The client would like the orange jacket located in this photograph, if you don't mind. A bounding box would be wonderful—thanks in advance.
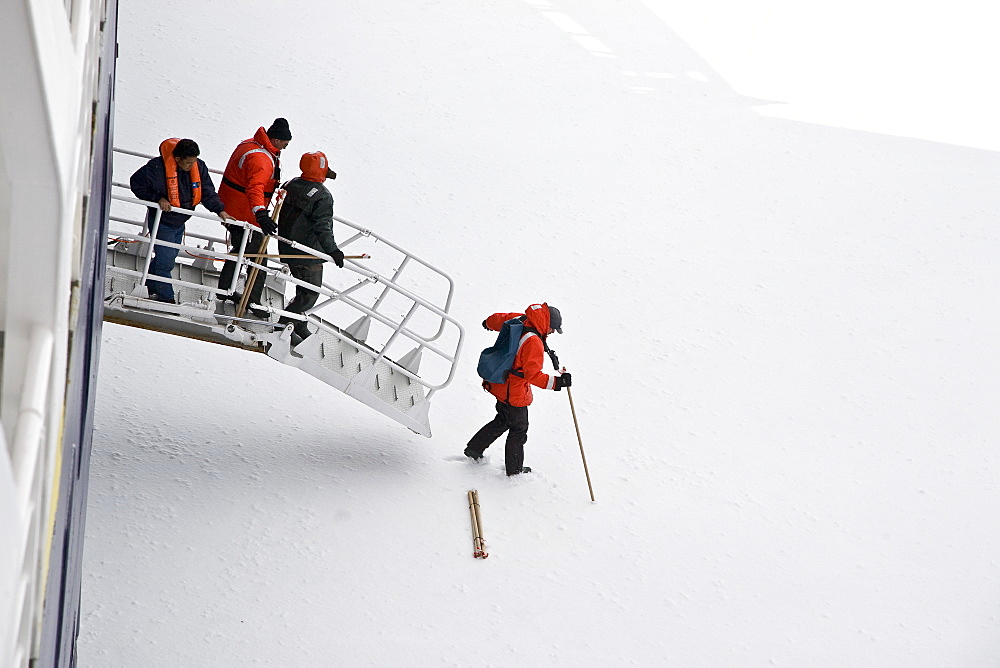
[218,127,282,224]
[483,304,556,407]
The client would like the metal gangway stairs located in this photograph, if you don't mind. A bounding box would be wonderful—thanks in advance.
[103,148,464,437]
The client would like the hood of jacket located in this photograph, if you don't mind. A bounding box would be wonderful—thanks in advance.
[523,303,552,336]
[253,126,280,155]
[299,151,330,183]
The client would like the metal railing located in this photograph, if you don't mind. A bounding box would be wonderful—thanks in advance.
[107,193,252,299]
[108,148,465,395]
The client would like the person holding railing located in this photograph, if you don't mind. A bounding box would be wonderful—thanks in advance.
[129,138,234,303]
[216,118,291,311]
[275,151,346,345]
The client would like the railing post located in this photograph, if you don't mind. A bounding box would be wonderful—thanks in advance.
[227,223,251,299]
[132,208,162,297]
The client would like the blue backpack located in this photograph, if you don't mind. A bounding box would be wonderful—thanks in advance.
[477,317,528,383]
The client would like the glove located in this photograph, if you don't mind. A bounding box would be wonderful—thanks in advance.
[554,373,572,390]
[331,248,345,268]
[482,319,490,329]
[255,209,277,236]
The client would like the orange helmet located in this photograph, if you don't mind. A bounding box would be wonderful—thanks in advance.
[299,151,336,182]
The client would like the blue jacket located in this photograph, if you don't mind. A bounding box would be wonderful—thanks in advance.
[129,156,225,228]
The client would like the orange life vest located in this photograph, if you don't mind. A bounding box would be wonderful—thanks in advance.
[159,138,202,208]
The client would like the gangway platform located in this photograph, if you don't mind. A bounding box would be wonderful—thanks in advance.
[103,148,464,436]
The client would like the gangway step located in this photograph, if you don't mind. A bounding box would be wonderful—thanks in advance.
[268,317,430,436]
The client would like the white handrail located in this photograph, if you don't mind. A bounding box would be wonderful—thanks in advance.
[113,146,225,176]
[112,147,456,316]
[109,148,465,397]
[112,147,457,327]
[109,193,254,298]
[237,254,464,391]
[334,214,457,337]
[268,291,458,392]
[107,201,463,363]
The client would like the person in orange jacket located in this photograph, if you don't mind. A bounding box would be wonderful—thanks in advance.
[216,118,291,309]
[464,303,571,476]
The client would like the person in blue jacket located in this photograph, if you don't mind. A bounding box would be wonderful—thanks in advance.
[129,138,233,303]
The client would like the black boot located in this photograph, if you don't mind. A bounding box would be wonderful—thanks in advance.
[294,323,312,342]
[246,305,269,319]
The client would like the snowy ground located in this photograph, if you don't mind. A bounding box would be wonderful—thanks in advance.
[639,0,1000,151]
[79,1,1000,665]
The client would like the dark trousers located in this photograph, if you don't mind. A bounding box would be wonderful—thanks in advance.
[277,263,324,339]
[466,401,529,475]
[219,223,266,305]
[146,222,184,300]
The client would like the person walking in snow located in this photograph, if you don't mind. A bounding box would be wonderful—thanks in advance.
[275,151,346,345]
[129,138,234,303]
[216,118,291,308]
[465,303,571,476]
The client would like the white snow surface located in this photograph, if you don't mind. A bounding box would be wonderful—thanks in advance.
[80,1,1000,665]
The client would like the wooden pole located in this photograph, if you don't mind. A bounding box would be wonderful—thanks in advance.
[472,489,484,540]
[235,234,270,319]
[235,194,286,319]
[567,387,595,502]
[467,490,487,558]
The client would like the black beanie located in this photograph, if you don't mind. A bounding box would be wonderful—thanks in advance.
[267,118,292,141]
